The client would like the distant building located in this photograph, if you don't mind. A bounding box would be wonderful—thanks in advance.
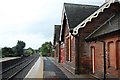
[53,25,61,62]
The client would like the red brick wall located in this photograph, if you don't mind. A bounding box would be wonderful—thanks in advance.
[89,34,120,77]
[104,35,120,77]
[64,26,76,68]
[61,17,76,72]
[77,11,113,73]
[117,41,120,69]
[65,37,69,61]
[87,5,120,77]
[71,36,76,65]
[56,43,59,57]
[89,42,104,73]
[77,3,120,74]
[64,23,69,61]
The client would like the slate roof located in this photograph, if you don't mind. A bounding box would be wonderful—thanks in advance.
[86,14,120,41]
[64,3,99,29]
[53,25,61,45]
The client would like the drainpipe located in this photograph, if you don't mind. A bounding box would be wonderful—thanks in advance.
[58,41,61,63]
[75,34,80,74]
[100,41,106,80]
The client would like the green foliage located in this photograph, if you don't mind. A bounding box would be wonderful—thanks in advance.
[23,47,36,57]
[2,47,15,57]
[12,46,17,55]
[24,49,32,56]
[16,40,26,56]
[1,40,38,58]
[1,40,26,57]
[39,41,53,57]
[28,47,34,54]
[0,48,2,58]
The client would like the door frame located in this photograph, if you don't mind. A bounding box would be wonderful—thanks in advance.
[91,46,95,74]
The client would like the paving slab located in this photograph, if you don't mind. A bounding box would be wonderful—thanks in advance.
[43,57,69,80]
[50,57,99,80]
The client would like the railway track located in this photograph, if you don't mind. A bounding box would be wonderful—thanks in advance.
[1,54,39,80]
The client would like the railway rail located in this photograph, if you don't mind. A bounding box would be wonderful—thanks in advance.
[1,53,39,80]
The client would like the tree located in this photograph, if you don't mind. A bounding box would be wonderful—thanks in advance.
[23,47,34,57]
[1,40,26,57]
[39,41,53,57]
[16,40,26,56]
[2,47,14,57]
[12,46,17,56]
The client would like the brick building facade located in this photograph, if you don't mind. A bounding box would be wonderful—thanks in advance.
[53,25,61,62]
[84,1,120,78]
[59,3,99,74]
[53,0,120,78]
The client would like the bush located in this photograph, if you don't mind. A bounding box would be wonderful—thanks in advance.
[39,41,53,57]
[23,50,31,57]
[23,48,34,57]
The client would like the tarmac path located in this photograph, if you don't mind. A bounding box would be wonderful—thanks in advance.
[43,57,69,80]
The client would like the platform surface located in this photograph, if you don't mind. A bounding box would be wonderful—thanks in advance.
[43,57,68,79]
[0,57,20,62]
[25,57,43,79]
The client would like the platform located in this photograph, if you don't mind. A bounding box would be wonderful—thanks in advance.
[43,57,68,79]
[0,57,20,62]
[25,57,43,79]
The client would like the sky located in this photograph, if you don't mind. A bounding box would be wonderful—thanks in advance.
[0,0,105,49]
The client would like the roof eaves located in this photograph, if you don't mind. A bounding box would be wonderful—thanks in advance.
[64,3,99,30]
[85,14,115,40]
[85,29,120,42]
[64,3,71,30]
[59,4,70,41]
[59,6,65,41]
[72,0,120,35]
[54,25,61,44]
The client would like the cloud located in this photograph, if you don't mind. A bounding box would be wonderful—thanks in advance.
[0,0,104,49]
[0,32,50,49]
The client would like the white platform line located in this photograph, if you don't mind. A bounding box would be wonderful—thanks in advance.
[24,57,43,78]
